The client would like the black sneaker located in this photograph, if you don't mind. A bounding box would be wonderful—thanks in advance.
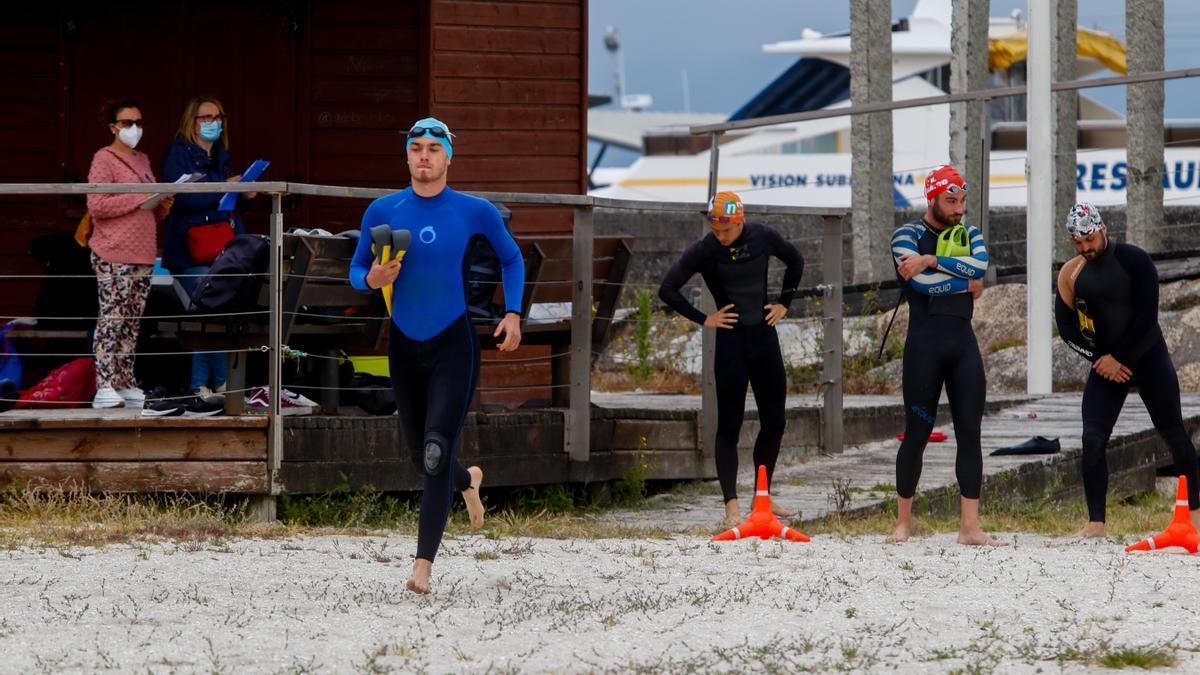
[183,396,224,417]
[141,389,187,417]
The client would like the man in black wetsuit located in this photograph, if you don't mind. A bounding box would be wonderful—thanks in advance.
[1055,202,1200,537]
[889,164,1003,546]
[659,191,804,525]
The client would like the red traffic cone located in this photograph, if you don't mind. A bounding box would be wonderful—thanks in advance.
[1125,475,1199,554]
[713,465,810,542]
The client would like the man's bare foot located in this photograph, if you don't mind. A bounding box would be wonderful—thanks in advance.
[957,529,1008,546]
[771,502,797,519]
[463,466,485,530]
[724,498,741,525]
[1073,521,1107,538]
[885,521,911,544]
[406,558,432,594]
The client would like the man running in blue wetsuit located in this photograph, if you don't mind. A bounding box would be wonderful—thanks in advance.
[1055,202,1200,538]
[349,117,524,594]
[889,164,1004,546]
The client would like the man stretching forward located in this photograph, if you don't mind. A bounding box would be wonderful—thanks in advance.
[1055,202,1200,537]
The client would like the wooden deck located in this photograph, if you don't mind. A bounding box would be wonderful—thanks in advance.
[1,394,1196,506]
[0,409,268,492]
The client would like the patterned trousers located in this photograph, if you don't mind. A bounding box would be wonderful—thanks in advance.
[91,252,151,390]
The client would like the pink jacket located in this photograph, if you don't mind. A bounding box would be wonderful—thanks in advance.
[86,147,169,265]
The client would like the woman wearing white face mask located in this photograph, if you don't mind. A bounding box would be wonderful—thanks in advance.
[85,100,174,409]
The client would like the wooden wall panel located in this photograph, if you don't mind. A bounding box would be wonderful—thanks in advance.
[429,0,586,237]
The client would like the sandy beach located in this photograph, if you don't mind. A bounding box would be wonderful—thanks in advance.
[3,530,1199,673]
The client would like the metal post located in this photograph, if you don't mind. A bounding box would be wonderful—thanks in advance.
[700,132,720,459]
[979,97,996,284]
[1026,0,1053,395]
[267,193,284,505]
[821,215,844,455]
[567,207,593,463]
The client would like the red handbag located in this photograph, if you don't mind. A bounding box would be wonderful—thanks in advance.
[187,221,235,265]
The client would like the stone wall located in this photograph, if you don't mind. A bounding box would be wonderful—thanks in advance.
[595,205,1200,311]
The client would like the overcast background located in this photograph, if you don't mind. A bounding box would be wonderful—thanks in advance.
[587,1,1200,165]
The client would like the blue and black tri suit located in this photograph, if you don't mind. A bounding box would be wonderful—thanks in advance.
[658,222,804,503]
[350,186,524,561]
[890,218,989,500]
[1055,241,1200,522]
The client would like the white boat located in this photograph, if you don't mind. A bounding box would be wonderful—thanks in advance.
[591,0,1200,208]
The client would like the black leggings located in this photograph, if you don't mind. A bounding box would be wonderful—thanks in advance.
[1080,340,1200,522]
[897,317,986,500]
[714,323,787,503]
[388,313,477,561]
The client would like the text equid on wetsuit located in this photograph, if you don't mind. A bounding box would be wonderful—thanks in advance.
[659,221,803,504]
[1056,241,1200,523]
[890,218,989,500]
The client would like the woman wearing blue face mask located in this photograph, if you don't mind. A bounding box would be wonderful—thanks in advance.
[154,96,253,414]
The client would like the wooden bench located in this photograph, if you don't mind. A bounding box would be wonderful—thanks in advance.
[158,233,386,415]
[484,235,634,406]
[159,231,634,413]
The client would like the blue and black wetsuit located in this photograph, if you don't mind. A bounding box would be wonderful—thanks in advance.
[350,186,524,561]
[659,222,804,503]
[1055,241,1199,522]
[890,218,989,500]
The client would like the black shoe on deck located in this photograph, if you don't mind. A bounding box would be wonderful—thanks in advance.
[183,396,224,417]
[141,389,187,417]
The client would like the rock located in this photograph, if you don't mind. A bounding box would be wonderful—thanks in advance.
[1177,362,1200,392]
[1159,278,1200,312]
[970,283,1029,354]
[984,342,1091,393]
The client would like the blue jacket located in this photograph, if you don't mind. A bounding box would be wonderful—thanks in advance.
[161,136,246,271]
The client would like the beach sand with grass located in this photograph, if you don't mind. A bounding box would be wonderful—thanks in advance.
[2,524,1198,673]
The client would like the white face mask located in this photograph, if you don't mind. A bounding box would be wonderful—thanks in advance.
[117,125,143,149]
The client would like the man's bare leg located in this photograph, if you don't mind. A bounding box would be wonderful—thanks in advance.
[1073,521,1107,538]
[1192,508,1200,531]
[771,500,797,519]
[957,496,1007,546]
[406,557,432,594]
[886,496,913,543]
[724,498,741,525]
[462,466,485,529]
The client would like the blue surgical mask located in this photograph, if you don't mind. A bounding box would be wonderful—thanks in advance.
[199,121,223,142]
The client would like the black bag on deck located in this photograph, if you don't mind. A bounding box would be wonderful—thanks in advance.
[188,234,270,315]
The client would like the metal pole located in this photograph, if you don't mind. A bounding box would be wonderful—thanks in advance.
[700,132,720,459]
[568,207,594,463]
[268,193,284,503]
[1026,0,1053,395]
[821,215,844,455]
[979,97,996,285]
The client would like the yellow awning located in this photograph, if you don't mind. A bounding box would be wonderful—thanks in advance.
[988,28,1126,74]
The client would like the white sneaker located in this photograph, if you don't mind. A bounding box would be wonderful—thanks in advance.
[93,387,124,409]
[117,388,146,407]
[282,389,319,408]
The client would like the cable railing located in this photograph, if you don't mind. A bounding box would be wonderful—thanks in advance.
[0,180,851,489]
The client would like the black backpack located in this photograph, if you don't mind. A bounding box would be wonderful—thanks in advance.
[188,234,270,315]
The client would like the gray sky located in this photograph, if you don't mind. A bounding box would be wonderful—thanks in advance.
[588,0,1200,119]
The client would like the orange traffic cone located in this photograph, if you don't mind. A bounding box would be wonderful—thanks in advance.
[1125,475,1199,554]
[713,465,810,542]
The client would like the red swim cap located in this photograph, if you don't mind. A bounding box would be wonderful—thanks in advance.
[924,164,968,201]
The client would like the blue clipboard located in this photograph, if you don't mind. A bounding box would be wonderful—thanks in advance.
[218,159,270,211]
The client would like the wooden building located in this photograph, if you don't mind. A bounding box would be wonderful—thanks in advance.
[1,0,588,402]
